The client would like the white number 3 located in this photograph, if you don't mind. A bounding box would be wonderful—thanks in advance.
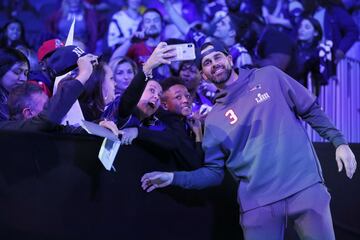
[225,109,238,125]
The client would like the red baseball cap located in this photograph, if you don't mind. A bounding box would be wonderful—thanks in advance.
[27,80,52,97]
[37,39,64,62]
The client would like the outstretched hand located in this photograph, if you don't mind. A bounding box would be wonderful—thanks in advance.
[99,119,120,136]
[119,127,138,145]
[141,171,174,192]
[335,144,357,178]
[143,42,176,76]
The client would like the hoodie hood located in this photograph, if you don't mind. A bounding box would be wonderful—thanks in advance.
[214,68,257,104]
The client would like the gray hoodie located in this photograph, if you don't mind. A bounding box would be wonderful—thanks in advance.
[173,66,346,212]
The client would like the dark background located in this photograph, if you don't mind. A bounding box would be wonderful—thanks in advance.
[0,130,358,240]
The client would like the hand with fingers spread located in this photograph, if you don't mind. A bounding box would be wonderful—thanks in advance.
[335,144,357,179]
[142,42,176,76]
[119,127,138,145]
[99,119,120,136]
[141,171,174,192]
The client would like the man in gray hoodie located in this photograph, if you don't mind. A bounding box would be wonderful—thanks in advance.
[140,40,357,240]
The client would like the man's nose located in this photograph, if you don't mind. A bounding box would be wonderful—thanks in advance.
[182,96,189,103]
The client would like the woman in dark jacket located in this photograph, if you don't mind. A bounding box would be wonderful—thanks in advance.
[295,16,327,96]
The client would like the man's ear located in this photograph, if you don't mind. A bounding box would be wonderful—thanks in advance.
[227,54,233,67]
[229,29,236,39]
[22,108,33,119]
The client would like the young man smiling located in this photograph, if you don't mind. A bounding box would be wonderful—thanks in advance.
[141,40,357,240]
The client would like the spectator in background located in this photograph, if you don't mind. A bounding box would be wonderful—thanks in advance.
[239,0,263,16]
[262,0,295,35]
[295,17,327,96]
[210,12,253,69]
[304,0,359,67]
[203,0,228,22]
[225,0,241,14]
[107,0,142,49]
[243,13,297,78]
[111,8,172,81]
[0,19,28,48]
[0,48,29,120]
[16,45,40,73]
[47,0,107,53]
[28,38,64,93]
[162,1,253,70]
[109,56,138,98]
[146,0,201,40]
[79,61,115,121]
[177,61,214,116]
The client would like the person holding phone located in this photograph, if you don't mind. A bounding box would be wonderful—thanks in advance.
[98,42,212,239]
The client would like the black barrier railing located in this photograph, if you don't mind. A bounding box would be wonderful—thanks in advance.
[0,131,358,240]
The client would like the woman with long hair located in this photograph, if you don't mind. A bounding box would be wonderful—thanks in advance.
[109,56,138,98]
[295,16,326,96]
[0,19,28,49]
[0,48,29,120]
[79,61,115,121]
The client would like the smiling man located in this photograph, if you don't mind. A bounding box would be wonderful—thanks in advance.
[141,40,357,240]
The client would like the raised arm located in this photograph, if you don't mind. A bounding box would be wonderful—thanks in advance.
[141,123,225,192]
[103,42,176,121]
[0,54,97,131]
[161,0,191,35]
[117,42,176,118]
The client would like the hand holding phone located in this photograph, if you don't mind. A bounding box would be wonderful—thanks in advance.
[170,43,196,62]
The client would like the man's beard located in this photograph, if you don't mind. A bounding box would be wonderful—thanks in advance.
[145,28,160,39]
[209,65,232,85]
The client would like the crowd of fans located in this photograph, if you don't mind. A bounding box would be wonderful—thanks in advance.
[0,0,359,125]
[0,1,358,238]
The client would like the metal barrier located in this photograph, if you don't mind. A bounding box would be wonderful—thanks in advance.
[307,57,360,143]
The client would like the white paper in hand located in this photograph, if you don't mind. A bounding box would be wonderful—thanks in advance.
[80,120,119,142]
[80,120,120,171]
[98,138,120,171]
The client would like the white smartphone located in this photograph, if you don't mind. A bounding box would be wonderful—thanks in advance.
[170,43,196,61]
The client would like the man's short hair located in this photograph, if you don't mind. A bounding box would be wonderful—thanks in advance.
[142,8,163,23]
[7,82,44,120]
[160,77,187,100]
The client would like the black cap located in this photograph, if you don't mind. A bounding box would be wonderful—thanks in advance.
[195,40,229,70]
[46,45,86,78]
